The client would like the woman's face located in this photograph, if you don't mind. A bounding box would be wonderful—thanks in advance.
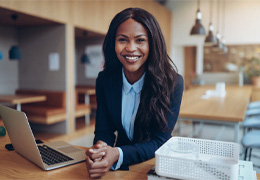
[115,18,149,84]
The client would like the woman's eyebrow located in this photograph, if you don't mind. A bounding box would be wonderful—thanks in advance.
[135,34,147,38]
[116,34,147,38]
[116,34,128,38]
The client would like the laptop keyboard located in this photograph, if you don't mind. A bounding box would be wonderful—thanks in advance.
[38,145,74,165]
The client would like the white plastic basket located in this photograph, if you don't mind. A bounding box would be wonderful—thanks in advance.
[155,137,239,180]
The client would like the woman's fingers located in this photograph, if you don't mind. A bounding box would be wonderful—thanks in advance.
[85,146,106,155]
[85,156,93,168]
[90,151,106,160]
[95,140,107,148]
[86,157,109,178]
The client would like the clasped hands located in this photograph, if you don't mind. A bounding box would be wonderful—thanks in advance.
[85,140,119,178]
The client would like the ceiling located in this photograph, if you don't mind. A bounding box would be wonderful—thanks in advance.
[0,7,59,27]
[0,7,105,39]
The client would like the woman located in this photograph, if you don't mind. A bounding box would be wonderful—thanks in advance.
[85,7,183,178]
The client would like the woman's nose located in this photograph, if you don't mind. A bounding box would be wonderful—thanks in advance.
[125,41,137,52]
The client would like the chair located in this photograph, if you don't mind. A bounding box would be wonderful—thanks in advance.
[247,101,260,109]
[242,103,260,135]
[241,130,260,168]
[241,102,260,164]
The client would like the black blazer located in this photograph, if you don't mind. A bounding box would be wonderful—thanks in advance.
[93,70,183,170]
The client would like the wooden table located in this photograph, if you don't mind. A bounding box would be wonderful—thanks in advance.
[76,85,95,125]
[0,131,154,179]
[0,118,259,180]
[0,135,260,180]
[0,95,46,111]
[179,85,253,143]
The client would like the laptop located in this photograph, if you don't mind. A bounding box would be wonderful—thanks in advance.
[0,104,86,170]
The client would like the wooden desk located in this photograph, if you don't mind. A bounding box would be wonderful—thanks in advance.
[0,132,154,179]
[76,85,96,125]
[0,95,46,111]
[0,117,259,180]
[179,85,253,143]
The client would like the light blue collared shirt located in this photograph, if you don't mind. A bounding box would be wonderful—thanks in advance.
[111,68,145,170]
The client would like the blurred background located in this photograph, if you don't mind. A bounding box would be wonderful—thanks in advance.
[0,0,260,174]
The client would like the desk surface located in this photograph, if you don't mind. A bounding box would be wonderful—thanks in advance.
[0,130,154,179]
[179,85,252,122]
[0,95,46,105]
[0,131,260,179]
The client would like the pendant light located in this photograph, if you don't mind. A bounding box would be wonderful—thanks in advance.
[220,0,228,54]
[190,0,206,35]
[9,46,21,60]
[212,0,223,51]
[205,0,217,45]
[81,54,90,64]
[9,14,21,60]
[80,31,90,64]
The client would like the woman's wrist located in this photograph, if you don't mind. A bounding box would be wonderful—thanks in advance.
[112,147,120,162]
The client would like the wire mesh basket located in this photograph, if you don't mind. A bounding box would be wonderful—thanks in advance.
[155,137,239,180]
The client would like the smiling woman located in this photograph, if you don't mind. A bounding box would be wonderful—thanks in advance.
[84,7,184,178]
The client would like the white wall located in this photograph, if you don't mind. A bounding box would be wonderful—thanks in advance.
[19,25,66,91]
[166,0,260,76]
[0,27,19,94]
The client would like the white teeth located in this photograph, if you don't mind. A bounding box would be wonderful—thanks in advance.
[125,56,139,60]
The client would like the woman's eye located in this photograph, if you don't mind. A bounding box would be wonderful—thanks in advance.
[137,39,145,42]
[118,38,127,42]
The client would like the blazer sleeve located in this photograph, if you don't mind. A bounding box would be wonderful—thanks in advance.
[119,75,184,168]
[93,71,116,146]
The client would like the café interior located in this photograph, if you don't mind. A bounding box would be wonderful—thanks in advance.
[0,0,260,179]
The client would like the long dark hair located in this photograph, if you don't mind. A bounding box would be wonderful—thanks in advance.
[103,7,179,142]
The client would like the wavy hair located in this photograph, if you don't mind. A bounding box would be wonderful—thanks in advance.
[103,8,179,142]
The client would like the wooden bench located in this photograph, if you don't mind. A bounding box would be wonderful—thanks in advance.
[16,89,91,125]
[16,89,67,125]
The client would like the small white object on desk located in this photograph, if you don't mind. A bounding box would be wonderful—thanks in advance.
[201,82,226,99]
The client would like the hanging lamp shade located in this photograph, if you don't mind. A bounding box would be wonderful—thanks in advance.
[9,14,21,60]
[205,23,217,44]
[212,32,223,51]
[221,38,228,54]
[220,0,228,54]
[81,53,90,64]
[190,9,206,35]
[222,44,228,54]
[9,45,21,60]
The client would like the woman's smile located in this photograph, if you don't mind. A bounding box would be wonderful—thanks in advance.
[122,55,142,63]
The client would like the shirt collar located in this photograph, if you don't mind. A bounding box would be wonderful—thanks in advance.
[122,68,145,95]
